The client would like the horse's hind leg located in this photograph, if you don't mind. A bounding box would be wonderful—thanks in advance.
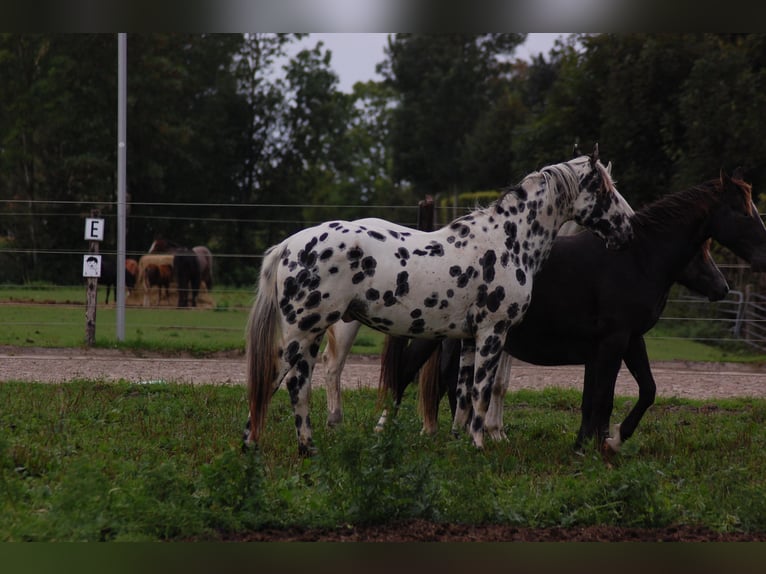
[283,332,324,456]
[485,351,511,442]
[605,336,656,453]
[322,321,361,427]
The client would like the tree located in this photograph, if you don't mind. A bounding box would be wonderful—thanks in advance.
[379,34,526,198]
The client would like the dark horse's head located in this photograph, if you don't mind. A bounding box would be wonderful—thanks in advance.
[675,239,730,302]
[708,169,766,272]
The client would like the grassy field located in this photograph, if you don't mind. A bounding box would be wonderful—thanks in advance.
[1,283,766,363]
[0,284,386,355]
[1,380,765,541]
[2,284,766,542]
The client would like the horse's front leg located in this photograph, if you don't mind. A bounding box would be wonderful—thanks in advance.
[605,335,656,453]
[582,333,628,453]
[451,338,476,435]
[467,331,504,450]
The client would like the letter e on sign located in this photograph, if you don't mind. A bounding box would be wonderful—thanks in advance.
[85,218,105,241]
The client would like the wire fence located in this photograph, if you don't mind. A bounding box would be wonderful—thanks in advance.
[2,197,766,353]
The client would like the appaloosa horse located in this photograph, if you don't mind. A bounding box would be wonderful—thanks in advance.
[243,146,635,455]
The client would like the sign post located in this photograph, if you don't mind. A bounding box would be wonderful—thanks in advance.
[84,209,104,346]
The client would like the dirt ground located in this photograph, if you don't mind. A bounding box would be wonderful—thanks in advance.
[2,345,765,541]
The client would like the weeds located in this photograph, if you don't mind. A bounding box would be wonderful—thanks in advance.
[0,382,765,540]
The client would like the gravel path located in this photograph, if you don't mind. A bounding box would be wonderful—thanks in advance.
[1,345,765,400]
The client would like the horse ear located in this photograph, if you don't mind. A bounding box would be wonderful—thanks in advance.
[591,142,599,166]
[572,140,581,158]
[605,161,613,175]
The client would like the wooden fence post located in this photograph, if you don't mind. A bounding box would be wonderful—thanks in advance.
[84,208,102,346]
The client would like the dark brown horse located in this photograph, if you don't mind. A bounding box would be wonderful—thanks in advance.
[406,171,766,453]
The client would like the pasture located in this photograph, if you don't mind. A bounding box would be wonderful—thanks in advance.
[1,380,766,541]
[2,283,766,541]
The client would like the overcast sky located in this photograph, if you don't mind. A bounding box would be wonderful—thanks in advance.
[298,33,563,92]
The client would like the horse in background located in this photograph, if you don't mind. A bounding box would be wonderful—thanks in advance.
[143,262,173,305]
[192,245,213,291]
[148,238,213,306]
[99,257,138,304]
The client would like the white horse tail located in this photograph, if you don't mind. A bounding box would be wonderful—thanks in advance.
[246,244,285,445]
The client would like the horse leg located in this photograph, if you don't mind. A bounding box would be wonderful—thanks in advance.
[466,331,504,449]
[321,321,361,427]
[283,333,324,456]
[604,336,656,454]
[442,339,459,420]
[584,334,629,453]
[451,338,476,436]
[575,361,597,451]
[484,351,512,442]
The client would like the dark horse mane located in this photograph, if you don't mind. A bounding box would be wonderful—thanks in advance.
[630,174,753,238]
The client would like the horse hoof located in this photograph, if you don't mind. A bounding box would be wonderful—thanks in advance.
[298,443,317,457]
[486,429,508,442]
[326,412,343,428]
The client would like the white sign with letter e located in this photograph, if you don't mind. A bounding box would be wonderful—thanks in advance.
[84,218,105,241]
[83,254,102,278]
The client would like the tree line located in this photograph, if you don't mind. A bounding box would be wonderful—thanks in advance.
[1,33,764,285]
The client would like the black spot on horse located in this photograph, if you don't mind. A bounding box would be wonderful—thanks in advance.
[283,276,300,299]
[326,311,341,323]
[319,248,334,261]
[366,288,380,301]
[305,291,322,308]
[347,247,364,263]
[449,265,462,277]
[424,293,439,308]
[361,256,377,277]
[352,271,365,284]
[409,318,426,334]
[298,313,321,331]
[486,286,506,312]
[516,269,527,286]
[383,291,397,306]
[410,309,422,318]
[395,271,410,297]
[367,230,386,241]
[426,242,445,257]
[480,250,497,283]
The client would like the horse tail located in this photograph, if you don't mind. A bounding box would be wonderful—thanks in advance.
[246,245,285,445]
[418,343,443,432]
[377,335,407,406]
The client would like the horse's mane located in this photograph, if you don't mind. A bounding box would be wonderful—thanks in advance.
[631,176,752,236]
[494,155,615,208]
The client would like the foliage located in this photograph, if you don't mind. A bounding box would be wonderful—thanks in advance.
[2,382,766,540]
[3,33,766,286]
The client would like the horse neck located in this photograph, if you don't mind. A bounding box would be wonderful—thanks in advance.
[494,169,578,276]
[630,193,715,281]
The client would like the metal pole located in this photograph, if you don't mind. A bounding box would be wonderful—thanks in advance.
[116,33,127,340]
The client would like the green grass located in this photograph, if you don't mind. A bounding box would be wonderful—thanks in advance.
[1,381,766,541]
[0,284,387,355]
[1,283,765,362]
